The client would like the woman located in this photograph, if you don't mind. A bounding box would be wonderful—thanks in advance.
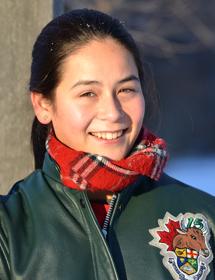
[0,9,214,280]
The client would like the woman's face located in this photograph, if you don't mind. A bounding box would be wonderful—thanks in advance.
[48,38,145,160]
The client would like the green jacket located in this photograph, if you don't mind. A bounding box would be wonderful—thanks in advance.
[0,154,214,280]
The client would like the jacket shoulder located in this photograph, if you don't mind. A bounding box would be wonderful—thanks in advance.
[0,169,48,203]
[157,173,214,199]
[0,169,50,232]
[0,172,44,280]
[148,173,215,216]
[0,169,52,277]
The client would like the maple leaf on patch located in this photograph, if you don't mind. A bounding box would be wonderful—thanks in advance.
[157,219,180,251]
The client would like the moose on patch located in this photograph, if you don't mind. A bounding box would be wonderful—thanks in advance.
[157,216,210,276]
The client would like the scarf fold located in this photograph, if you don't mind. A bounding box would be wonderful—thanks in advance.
[46,128,168,193]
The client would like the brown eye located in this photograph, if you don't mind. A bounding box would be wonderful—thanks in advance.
[80,92,95,97]
[120,88,135,93]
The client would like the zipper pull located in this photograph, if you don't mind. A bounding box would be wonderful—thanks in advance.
[102,228,108,238]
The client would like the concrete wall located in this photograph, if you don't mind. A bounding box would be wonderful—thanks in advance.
[0,1,53,194]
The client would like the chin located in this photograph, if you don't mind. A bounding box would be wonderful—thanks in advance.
[99,150,128,161]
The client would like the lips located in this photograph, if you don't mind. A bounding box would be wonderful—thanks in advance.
[89,130,126,140]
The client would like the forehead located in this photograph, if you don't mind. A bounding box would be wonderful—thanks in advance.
[59,38,138,82]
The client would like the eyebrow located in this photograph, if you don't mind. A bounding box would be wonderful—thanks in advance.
[71,80,100,89]
[117,75,140,85]
[71,75,140,89]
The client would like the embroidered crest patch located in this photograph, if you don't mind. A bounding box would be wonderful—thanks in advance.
[149,212,213,280]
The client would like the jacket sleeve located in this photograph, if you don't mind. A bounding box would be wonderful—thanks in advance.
[0,206,10,280]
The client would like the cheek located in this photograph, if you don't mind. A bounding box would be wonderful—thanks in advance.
[53,102,91,133]
[127,96,145,125]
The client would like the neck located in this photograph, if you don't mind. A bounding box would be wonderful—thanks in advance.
[87,190,114,203]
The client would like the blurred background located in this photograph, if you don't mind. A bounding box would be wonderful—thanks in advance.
[0,0,214,195]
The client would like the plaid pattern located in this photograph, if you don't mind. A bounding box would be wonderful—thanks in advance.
[46,128,168,192]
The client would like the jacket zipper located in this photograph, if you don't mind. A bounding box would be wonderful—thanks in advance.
[102,194,117,238]
[82,191,119,280]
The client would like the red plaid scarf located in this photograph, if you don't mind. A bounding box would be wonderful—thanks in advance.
[46,128,168,192]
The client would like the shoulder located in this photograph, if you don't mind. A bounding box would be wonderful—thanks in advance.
[0,169,53,250]
[132,173,215,220]
[0,170,48,278]
[0,170,50,220]
[0,167,65,231]
[1,168,54,199]
[154,173,215,211]
[135,173,214,200]
[155,173,215,201]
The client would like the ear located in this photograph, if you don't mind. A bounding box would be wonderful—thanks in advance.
[31,92,53,124]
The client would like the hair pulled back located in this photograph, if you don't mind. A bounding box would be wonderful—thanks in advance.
[30,9,148,169]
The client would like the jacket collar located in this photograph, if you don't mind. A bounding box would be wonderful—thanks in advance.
[42,152,152,203]
[42,152,61,183]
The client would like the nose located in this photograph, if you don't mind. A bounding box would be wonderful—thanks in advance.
[97,94,124,122]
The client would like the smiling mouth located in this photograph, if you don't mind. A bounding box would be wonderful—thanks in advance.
[89,129,127,140]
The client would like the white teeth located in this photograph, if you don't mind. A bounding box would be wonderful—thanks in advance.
[91,130,123,140]
[116,131,122,138]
